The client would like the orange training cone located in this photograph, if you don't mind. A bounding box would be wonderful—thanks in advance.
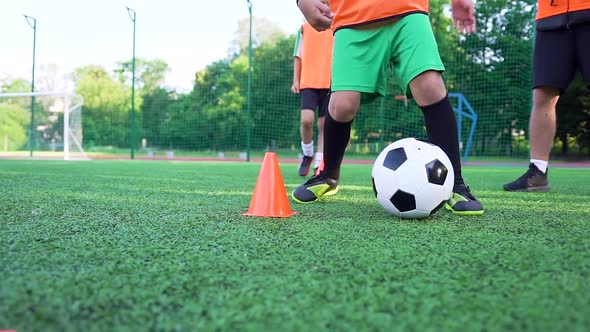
[242,152,297,218]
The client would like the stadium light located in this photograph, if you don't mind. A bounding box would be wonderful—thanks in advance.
[246,0,252,162]
[24,14,37,157]
[126,7,137,160]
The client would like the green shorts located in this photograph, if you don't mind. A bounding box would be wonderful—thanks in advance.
[331,13,445,99]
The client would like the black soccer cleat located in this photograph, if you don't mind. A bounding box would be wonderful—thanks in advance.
[445,183,484,216]
[291,173,339,203]
[298,155,313,177]
[503,163,550,192]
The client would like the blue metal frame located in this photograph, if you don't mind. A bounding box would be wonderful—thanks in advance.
[448,93,477,162]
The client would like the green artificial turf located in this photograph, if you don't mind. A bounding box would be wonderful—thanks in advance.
[1,159,589,331]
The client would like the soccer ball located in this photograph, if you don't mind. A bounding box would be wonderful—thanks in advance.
[371,138,454,219]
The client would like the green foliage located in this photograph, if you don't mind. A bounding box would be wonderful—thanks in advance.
[115,58,170,92]
[140,87,172,147]
[1,160,589,330]
[155,59,248,150]
[250,36,300,149]
[446,0,536,157]
[0,103,29,150]
[230,16,287,55]
[52,0,587,158]
[555,74,590,155]
[72,65,137,148]
[1,77,31,94]
[144,34,300,152]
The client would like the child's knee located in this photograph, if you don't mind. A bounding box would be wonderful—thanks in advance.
[410,71,447,105]
[329,92,361,121]
[301,117,314,128]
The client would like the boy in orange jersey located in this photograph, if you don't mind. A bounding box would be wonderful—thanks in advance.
[504,1,590,192]
[292,20,334,177]
[291,0,484,216]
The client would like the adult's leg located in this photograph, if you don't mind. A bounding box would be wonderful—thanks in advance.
[503,28,574,191]
[528,27,575,167]
[529,86,560,162]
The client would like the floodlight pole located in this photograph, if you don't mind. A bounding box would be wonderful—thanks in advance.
[127,7,137,160]
[246,0,252,162]
[24,15,37,157]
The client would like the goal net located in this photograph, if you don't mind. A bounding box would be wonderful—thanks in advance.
[0,91,88,160]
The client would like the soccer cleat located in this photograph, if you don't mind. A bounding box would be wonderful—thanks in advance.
[445,183,484,216]
[298,155,313,177]
[503,163,550,192]
[291,173,339,203]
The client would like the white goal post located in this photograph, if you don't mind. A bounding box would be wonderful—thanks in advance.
[0,91,87,160]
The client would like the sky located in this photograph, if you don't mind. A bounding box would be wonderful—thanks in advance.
[1,0,304,92]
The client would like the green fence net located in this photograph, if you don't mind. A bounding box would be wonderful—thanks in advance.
[128,0,540,160]
[2,0,590,160]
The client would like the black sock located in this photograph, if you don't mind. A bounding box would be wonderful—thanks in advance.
[420,95,464,185]
[323,112,352,181]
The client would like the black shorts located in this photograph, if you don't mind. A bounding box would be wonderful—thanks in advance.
[300,88,330,117]
[533,23,590,93]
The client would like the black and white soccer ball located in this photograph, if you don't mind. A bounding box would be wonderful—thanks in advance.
[371,138,454,219]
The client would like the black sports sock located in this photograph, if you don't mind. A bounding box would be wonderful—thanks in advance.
[323,112,352,181]
[420,95,464,185]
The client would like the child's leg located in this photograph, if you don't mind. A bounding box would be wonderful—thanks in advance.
[300,108,316,154]
[410,71,464,185]
[389,13,482,214]
[299,89,320,155]
[322,91,360,181]
[323,24,391,181]
[315,89,330,169]
[291,24,390,203]
[387,14,463,185]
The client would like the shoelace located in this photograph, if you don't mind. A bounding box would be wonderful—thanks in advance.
[527,166,540,179]
[456,184,476,200]
[305,174,325,185]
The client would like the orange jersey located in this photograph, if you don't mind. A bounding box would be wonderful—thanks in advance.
[329,0,429,31]
[536,0,590,20]
[293,22,333,89]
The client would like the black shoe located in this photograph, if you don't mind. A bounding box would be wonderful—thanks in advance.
[503,163,550,192]
[298,155,313,177]
[445,183,484,216]
[291,173,339,203]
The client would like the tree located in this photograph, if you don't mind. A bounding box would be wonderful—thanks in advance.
[72,65,136,147]
[248,36,299,148]
[0,102,29,151]
[115,58,170,92]
[229,17,287,56]
[0,76,48,151]
[0,77,32,110]
[176,58,248,150]
[555,74,590,156]
[445,0,536,156]
[141,87,175,147]
[36,64,69,92]
[1,77,31,93]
